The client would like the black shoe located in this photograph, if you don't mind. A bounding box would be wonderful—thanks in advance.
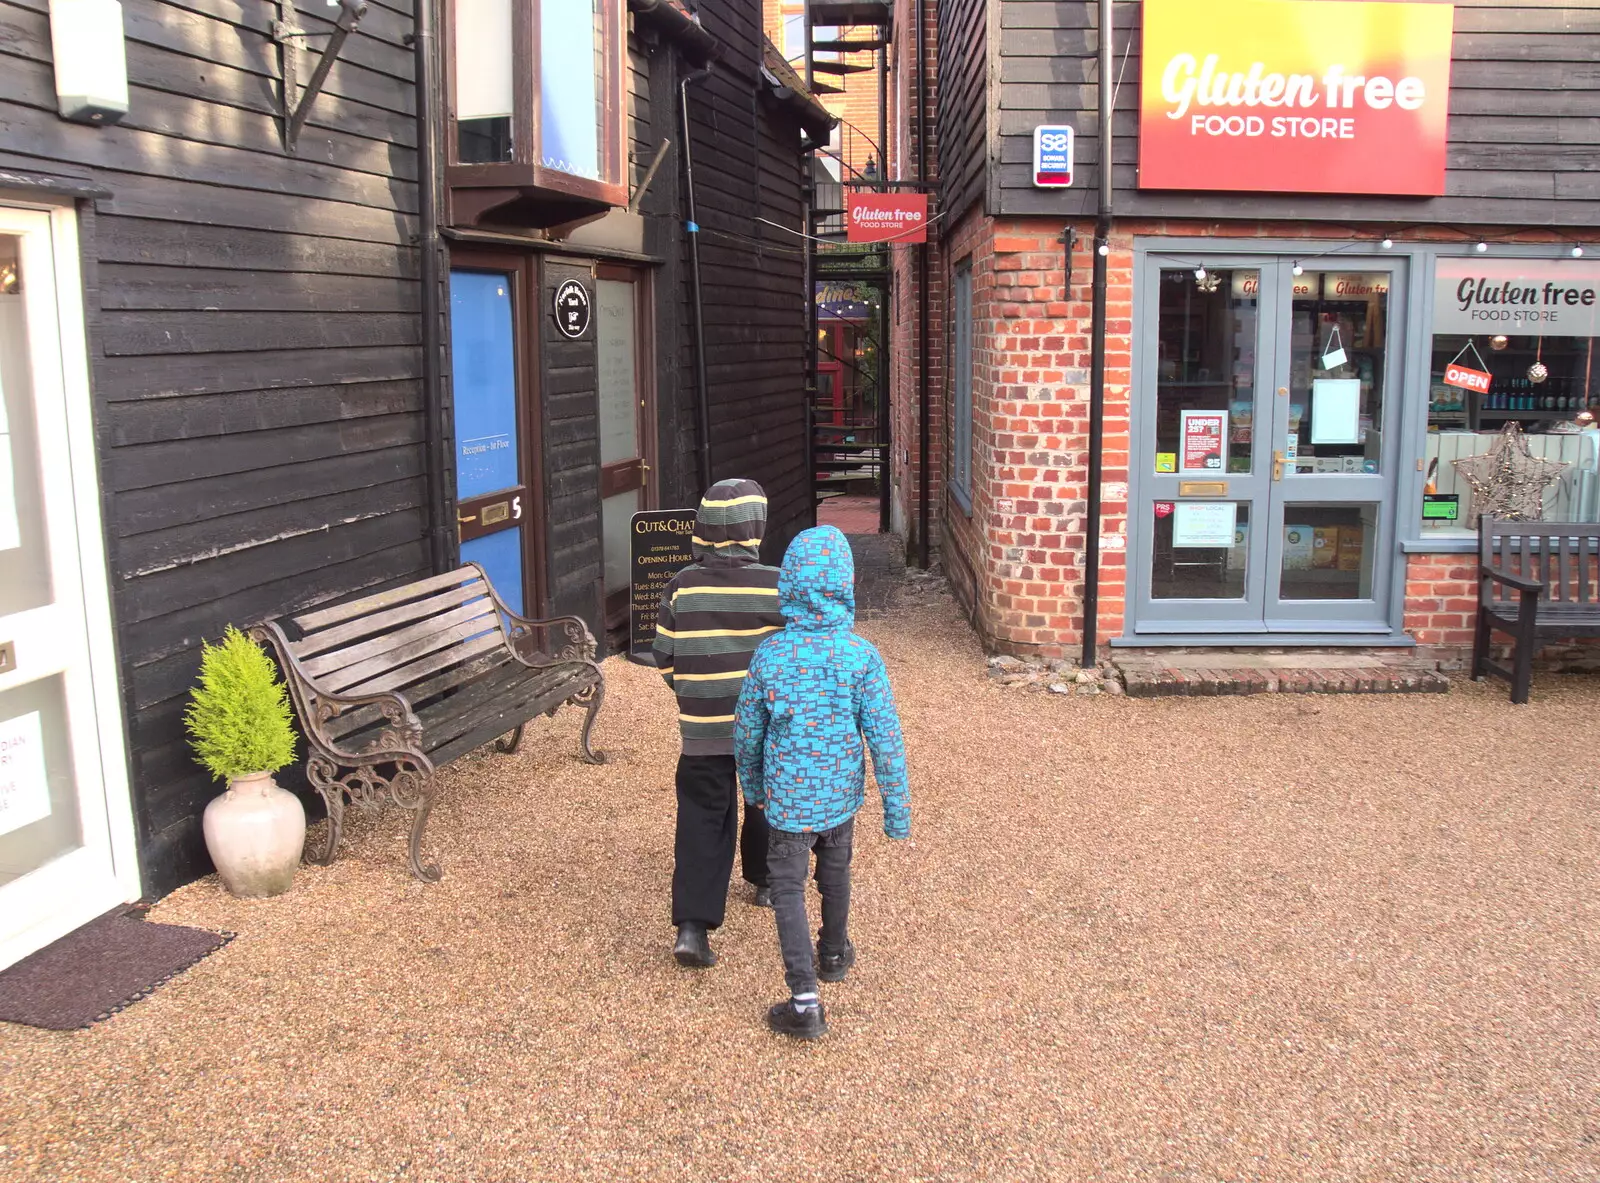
[673,922,716,968]
[766,999,827,1040]
[752,885,772,908]
[817,940,856,982]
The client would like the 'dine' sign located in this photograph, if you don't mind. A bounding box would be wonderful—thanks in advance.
[1139,0,1454,195]
[846,193,927,244]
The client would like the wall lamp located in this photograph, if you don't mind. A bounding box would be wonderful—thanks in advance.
[49,0,129,126]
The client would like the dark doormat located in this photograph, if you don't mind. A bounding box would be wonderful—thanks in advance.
[0,908,233,1030]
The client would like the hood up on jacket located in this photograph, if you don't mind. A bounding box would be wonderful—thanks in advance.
[692,478,767,563]
[777,525,855,631]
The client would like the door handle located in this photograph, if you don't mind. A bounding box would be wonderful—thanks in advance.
[457,513,477,525]
[1273,451,1285,481]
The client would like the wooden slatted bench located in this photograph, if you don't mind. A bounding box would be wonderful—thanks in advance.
[1473,517,1600,704]
[252,564,606,881]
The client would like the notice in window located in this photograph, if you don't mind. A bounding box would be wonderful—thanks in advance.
[0,711,50,838]
[1172,500,1237,548]
[1310,378,1362,445]
[1179,409,1228,473]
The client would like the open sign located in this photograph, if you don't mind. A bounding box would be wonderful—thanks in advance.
[1443,362,1492,394]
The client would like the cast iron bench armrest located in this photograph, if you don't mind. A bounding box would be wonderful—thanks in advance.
[480,581,598,667]
[251,621,427,766]
[1479,564,1544,597]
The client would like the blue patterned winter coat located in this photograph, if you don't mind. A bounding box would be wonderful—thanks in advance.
[734,527,910,839]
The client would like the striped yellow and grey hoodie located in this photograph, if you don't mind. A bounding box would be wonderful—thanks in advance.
[654,479,785,755]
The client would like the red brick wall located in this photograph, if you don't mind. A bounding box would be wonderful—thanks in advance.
[887,0,942,561]
[1403,555,1478,649]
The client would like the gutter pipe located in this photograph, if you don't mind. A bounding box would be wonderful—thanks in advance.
[1080,0,1114,667]
[915,0,931,569]
[680,66,715,491]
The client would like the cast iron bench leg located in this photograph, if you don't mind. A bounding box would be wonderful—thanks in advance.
[305,760,346,866]
[407,790,442,883]
[496,725,525,755]
[579,679,606,765]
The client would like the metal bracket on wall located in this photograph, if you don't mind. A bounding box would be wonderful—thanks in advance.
[273,0,369,153]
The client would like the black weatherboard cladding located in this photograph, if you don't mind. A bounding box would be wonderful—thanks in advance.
[939,0,993,229]
[0,0,428,895]
[677,0,811,563]
[540,257,605,640]
[972,0,1600,226]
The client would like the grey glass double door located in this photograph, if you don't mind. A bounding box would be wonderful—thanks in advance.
[1130,256,1406,636]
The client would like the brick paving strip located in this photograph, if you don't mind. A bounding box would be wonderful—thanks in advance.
[1115,651,1451,697]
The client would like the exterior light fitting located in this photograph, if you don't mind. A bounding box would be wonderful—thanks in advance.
[1476,241,1489,253]
[1194,267,1207,280]
[1292,263,1304,276]
[1381,237,1394,250]
[49,0,129,126]
[1096,243,1109,256]
[1573,246,1586,258]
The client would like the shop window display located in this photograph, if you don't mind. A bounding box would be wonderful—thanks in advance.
[1423,259,1600,535]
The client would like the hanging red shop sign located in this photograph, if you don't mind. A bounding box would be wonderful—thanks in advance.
[846,193,928,243]
[1138,0,1455,196]
[1443,363,1492,394]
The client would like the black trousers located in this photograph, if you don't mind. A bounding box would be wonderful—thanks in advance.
[672,754,769,929]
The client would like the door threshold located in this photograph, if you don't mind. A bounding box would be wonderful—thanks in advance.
[1112,632,1415,648]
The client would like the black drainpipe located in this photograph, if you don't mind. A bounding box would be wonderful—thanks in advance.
[414,0,449,574]
[681,65,714,492]
[1080,0,1114,667]
[915,0,931,569]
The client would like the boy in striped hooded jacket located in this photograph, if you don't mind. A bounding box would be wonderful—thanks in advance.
[654,478,786,968]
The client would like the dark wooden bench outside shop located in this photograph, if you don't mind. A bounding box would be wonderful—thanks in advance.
[1473,517,1600,704]
[253,565,606,881]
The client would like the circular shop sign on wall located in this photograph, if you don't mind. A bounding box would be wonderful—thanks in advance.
[553,278,592,339]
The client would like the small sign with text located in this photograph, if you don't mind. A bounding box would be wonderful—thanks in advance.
[1032,125,1075,188]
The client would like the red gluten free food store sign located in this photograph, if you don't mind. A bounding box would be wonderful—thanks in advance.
[1139,0,1455,195]
[846,193,928,243]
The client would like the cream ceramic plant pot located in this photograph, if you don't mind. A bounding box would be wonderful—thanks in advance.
[202,771,306,898]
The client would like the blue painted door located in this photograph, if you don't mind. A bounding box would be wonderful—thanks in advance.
[450,270,526,615]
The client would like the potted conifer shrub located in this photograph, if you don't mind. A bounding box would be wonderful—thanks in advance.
[185,626,305,898]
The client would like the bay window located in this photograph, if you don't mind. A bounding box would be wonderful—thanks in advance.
[448,0,628,221]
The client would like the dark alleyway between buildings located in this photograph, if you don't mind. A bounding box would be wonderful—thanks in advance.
[1,585,1597,1182]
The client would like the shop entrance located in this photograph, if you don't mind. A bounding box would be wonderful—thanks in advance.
[1129,256,1408,637]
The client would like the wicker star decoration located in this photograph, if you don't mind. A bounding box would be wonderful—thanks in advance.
[1451,421,1569,522]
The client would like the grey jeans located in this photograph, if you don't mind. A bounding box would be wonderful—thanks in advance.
[766,818,855,997]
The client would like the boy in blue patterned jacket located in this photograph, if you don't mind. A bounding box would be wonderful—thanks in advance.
[734,526,909,1040]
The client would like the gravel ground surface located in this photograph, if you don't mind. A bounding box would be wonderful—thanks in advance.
[3,590,1598,1182]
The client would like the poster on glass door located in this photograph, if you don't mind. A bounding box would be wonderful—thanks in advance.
[1179,409,1228,473]
[1172,501,1237,548]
